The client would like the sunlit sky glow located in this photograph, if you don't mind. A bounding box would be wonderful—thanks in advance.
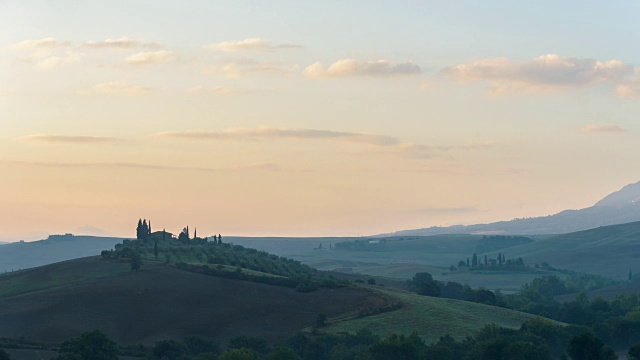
[2,1,640,241]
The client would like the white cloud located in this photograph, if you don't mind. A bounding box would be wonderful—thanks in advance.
[304,59,422,78]
[445,54,633,94]
[580,124,626,134]
[36,52,81,70]
[206,38,302,52]
[94,81,151,96]
[82,37,163,49]
[207,59,297,78]
[21,134,121,143]
[11,37,69,49]
[616,77,640,99]
[125,50,177,65]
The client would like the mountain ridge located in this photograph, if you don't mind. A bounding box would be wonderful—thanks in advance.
[383,181,640,236]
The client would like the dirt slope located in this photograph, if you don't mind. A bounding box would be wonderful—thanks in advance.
[0,258,386,345]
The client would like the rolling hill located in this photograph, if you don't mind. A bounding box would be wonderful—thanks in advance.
[0,234,125,273]
[0,255,539,349]
[386,180,640,236]
[0,257,386,345]
[492,221,640,279]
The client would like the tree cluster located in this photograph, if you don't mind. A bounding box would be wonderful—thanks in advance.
[136,218,151,240]
[454,252,525,271]
[45,319,640,360]
[406,272,500,306]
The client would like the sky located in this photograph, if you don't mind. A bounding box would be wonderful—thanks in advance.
[1,1,640,241]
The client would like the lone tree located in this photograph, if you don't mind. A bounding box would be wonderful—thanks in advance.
[130,252,142,272]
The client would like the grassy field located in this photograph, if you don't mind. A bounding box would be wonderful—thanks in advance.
[496,221,640,279]
[326,287,535,344]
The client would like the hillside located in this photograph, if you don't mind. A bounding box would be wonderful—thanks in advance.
[386,180,640,236]
[327,287,536,344]
[495,221,640,279]
[0,234,125,273]
[0,257,387,345]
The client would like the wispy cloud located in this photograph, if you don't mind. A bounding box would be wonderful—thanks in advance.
[154,127,401,147]
[153,127,494,160]
[188,86,239,95]
[82,37,163,49]
[400,206,479,215]
[20,134,122,144]
[304,59,422,78]
[445,54,633,94]
[36,52,81,70]
[580,124,626,134]
[11,37,70,49]
[617,77,640,99]
[2,160,280,172]
[125,50,177,65]
[207,59,297,78]
[93,81,151,96]
[205,38,302,52]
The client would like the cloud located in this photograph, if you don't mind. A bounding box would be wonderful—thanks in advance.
[93,81,151,96]
[384,141,495,159]
[125,50,177,65]
[3,160,280,172]
[207,59,297,78]
[304,59,422,78]
[580,124,626,134]
[188,86,238,95]
[445,54,633,94]
[617,77,640,99]
[81,37,163,49]
[154,127,401,147]
[20,134,122,144]
[11,37,69,49]
[36,52,81,70]
[153,127,494,160]
[401,206,479,215]
[206,38,302,52]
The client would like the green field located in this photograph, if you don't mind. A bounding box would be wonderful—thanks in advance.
[326,287,535,344]
[495,221,640,278]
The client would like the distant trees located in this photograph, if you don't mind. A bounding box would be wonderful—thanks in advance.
[567,332,616,360]
[178,227,190,242]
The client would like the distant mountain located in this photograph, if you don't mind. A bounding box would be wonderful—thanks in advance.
[0,234,125,273]
[385,181,640,236]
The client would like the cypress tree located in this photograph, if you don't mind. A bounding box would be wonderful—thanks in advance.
[136,219,143,239]
[472,253,478,267]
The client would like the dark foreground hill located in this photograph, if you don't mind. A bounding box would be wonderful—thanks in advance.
[387,180,640,236]
[0,234,125,273]
[0,257,387,345]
